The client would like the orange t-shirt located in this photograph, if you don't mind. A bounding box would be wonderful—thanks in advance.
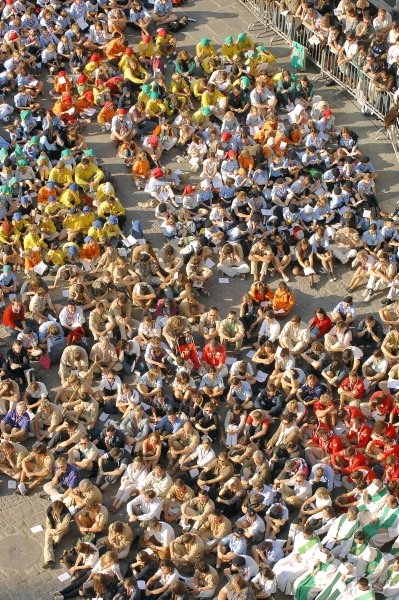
[38,187,57,205]
[238,155,254,170]
[25,252,41,270]
[132,158,150,177]
[80,244,100,261]
[97,104,116,125]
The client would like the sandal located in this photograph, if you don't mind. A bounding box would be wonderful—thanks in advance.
[200,289,211,297]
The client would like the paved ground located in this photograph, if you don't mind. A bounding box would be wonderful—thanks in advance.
[1,1,399,598]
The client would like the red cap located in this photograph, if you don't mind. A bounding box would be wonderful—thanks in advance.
[124,47,133,55]
[227,150,236,158]
[184,185,196,195]
[152,168,164,178]
[90,54,100,62]
[157,28,167,37]
[221,132,232,141]
[324,109,333,117]
[85,91,94,101]
[77,74,88,84]
[142,34,152,44]
[147,135,159,147]
[117,108,127,115]
[62,93,73,103]
[2,221,12,233]
[8,31,18,40]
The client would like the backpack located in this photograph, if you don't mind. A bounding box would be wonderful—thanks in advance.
[47,334,67,364]
[166,15,188,33]
[152,56,165,76]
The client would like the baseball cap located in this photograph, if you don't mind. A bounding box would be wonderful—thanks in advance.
[152,168,164,178]
[147,135,159,147]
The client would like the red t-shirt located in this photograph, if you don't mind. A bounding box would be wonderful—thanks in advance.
[331,449,366,473]
[202,343,226,367]
[347,422,372,448]
[370,391,394,415]
[2,305,25,328]
[339,377,365,400]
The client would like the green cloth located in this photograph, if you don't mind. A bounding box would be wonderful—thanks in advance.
[225,36,233,43]
[291,41,306,70]
[363,506,399,538]
[200,37,210,46]
[387,567,399,587]
[365,549,383,576]
[298,536,319,555]
[295,563,330,600]
[315,572,349,600]
[237,32,246,42]
[358,487,388,512]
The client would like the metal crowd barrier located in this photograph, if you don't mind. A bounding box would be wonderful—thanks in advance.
[237,0,399,160]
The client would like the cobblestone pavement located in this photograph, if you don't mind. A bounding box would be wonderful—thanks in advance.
[1,0,399,598]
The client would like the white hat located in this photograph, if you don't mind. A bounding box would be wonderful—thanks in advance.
[103,182,113,195]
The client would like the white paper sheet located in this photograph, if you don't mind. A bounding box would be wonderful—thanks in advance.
[7,480,17,489]
[189,468,199,477]
[33,261,47,275]
[81,260,92,272]
[77,17,89,30]
[62,290,70,298]
[218,278,229,284]
[31,525,43,533]
[205,258,215,268]
[256,371,267,383]
[58,572,71,582]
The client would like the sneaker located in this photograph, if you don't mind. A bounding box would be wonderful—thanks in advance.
[364,292,372,303]
[18,482,27,496]
[43,560,55,569]
[100,481,110,491]
[362,288,370,297]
